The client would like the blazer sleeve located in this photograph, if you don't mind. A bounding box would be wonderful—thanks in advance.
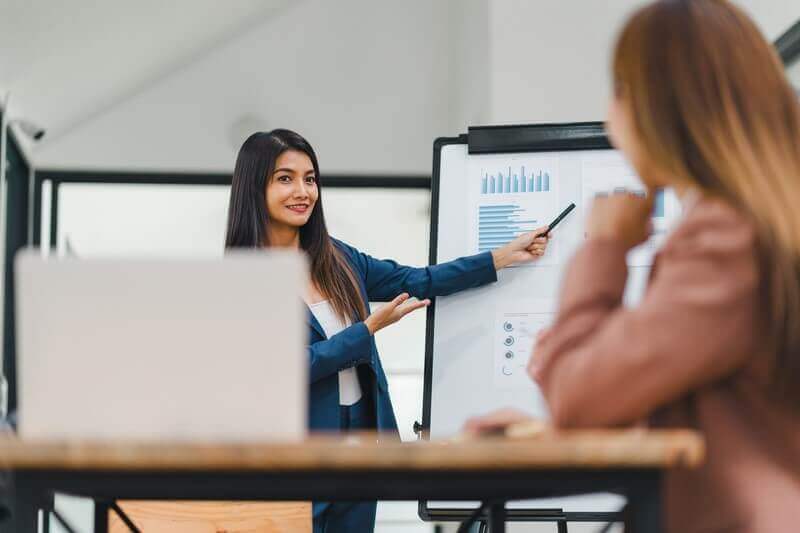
[534,204,759,427]
[307,322,373,384]
[334,240,498,302]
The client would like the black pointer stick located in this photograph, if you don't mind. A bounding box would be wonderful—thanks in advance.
[541,202,576,237]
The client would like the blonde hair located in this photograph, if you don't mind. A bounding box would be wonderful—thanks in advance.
[613,0,800,405]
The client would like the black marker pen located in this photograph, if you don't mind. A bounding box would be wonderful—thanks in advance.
[542,203,576,237]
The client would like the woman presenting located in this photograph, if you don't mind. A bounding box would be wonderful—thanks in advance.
[224,128,549,533]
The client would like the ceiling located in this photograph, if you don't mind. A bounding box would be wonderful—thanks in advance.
[1,0,798,169]
[0,0,294,142]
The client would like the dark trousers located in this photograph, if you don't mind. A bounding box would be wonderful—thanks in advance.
[313,398,377,533]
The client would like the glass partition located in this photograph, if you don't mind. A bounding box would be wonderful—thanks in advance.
[51,179,430,440]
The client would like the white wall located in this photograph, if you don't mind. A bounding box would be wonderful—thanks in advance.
[449,0,491,131]
[26,0,800,173]
[35,0,455,175]
[486,0,646,124]
[483,0,800,126]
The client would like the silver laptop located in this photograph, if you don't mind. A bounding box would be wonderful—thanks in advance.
[14,250,307,442]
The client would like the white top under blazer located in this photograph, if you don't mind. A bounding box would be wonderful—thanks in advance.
[308,300,363,406]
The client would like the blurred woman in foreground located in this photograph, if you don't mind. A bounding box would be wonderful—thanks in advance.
[468,1,800,531]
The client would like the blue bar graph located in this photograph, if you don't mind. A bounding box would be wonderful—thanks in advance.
[653,189,665,218]
[478,204,539,253]
[481,166,551,195]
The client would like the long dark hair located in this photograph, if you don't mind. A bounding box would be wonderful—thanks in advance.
[225,129,367,322]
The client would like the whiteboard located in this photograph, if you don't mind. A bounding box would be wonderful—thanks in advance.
[422,133,681,514]
[427,141,685,438]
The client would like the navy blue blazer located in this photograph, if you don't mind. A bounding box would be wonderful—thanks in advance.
[306,239,498,437]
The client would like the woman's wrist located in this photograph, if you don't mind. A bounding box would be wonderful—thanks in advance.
[586,230,634,251]
[363,317,377,335]
[583,234,635,261]
[491,246,511,271]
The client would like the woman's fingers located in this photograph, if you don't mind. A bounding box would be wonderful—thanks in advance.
[521,227,548,247]
[532,225,549,238]
[527,327,553,382]
[366,293,416,334]
[512,232,534,249]
[396,298,430,318]
[383,293,410,321]
[536,327,552,343]
[525,232,549,254]
[388,293,410,309]
[525,242,547,256]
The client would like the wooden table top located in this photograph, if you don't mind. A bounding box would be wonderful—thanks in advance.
[0,428,704,471]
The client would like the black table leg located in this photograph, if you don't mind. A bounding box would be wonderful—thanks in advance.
[94,500,111,533]
[486,502,505,533]
[627,472,663,533]
[10,474,41,533]
[41,491,54,533]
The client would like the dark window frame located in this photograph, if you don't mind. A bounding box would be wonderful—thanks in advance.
[1,118,31,415]
[33,170,430,248]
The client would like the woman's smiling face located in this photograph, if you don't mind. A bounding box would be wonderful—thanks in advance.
[265,149,319,230]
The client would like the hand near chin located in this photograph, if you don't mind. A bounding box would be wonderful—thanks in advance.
[586,191,655,250]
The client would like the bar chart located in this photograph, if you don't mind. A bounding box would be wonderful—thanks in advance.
[653,189,665,218]
[470,155,559,265]
[477,204,539,253]
[596,187,664,217]
[480,166,551,195]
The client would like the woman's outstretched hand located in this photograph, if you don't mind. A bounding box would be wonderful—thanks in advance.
[364,293,431,335]
[491,226,550,270]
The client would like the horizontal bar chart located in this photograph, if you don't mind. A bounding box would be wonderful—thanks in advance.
[477,204,539,253]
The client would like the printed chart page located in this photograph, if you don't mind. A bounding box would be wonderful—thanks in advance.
[580,151,681,267]
[468,153,564,266]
